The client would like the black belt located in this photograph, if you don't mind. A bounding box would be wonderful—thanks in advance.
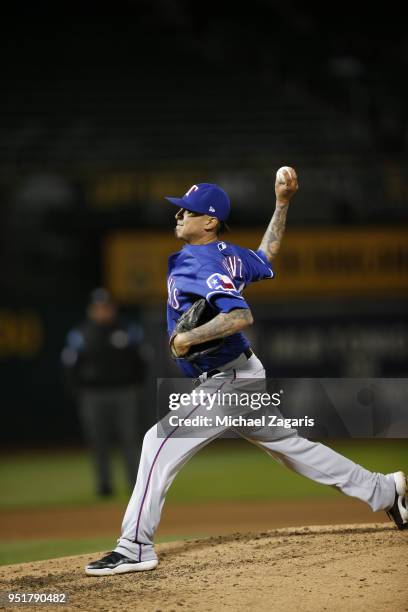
[207,348,253,378]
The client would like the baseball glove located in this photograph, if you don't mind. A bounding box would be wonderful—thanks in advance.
[169,298,223,361]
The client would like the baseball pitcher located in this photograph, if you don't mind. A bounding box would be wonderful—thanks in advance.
[86,168,407,576]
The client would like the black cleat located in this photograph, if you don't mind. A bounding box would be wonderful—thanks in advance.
[85,551,158,576]
[386,471,408,530]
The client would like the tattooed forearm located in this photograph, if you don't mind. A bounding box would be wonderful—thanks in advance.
[258,204,289,262]
[184,308,253,347]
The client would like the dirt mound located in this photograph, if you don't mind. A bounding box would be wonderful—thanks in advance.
[1,524,407,612]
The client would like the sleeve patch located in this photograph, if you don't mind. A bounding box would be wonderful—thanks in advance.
[206,273,236,291]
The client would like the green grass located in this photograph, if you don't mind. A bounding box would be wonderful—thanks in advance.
[167,438,408,502]
[0,451,130,508]
[1,440,407,508]
[0,535,196,566]
[0,537,115,566]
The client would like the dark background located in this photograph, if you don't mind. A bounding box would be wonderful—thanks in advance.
[1,1,407,446]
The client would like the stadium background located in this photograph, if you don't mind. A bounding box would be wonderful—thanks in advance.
[0,1,407,566]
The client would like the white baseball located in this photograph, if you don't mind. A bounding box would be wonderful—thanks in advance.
[276,166,294,184]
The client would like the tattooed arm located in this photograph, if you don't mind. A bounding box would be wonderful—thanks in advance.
[172,308,253,357]
[258,166,298,263]
[258,205,290,262]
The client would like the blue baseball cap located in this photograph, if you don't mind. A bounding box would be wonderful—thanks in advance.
[165,183,231,221]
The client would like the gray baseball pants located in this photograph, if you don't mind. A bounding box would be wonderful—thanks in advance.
[115,353,395,562]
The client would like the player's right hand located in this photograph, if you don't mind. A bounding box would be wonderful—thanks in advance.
[170,332,190,358]
[275,166,298,205]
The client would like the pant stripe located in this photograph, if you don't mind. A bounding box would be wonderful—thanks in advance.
[133,377,231,556]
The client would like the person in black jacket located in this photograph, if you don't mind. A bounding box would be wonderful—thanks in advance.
[62,288,147,496]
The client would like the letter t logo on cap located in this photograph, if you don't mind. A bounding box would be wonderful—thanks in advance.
[185,185,199,197]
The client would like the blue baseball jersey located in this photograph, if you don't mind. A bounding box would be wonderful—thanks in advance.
[167,240,274,377]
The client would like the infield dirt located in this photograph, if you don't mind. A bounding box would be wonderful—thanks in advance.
[1,524,407,612]
[0,497,393,541]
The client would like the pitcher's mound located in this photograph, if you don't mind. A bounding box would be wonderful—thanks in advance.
[1,524,407,611]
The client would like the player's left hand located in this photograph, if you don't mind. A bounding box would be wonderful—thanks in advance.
[170,332,191,358]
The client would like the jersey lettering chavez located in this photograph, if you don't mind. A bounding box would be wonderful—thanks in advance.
[167,241,274,376]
